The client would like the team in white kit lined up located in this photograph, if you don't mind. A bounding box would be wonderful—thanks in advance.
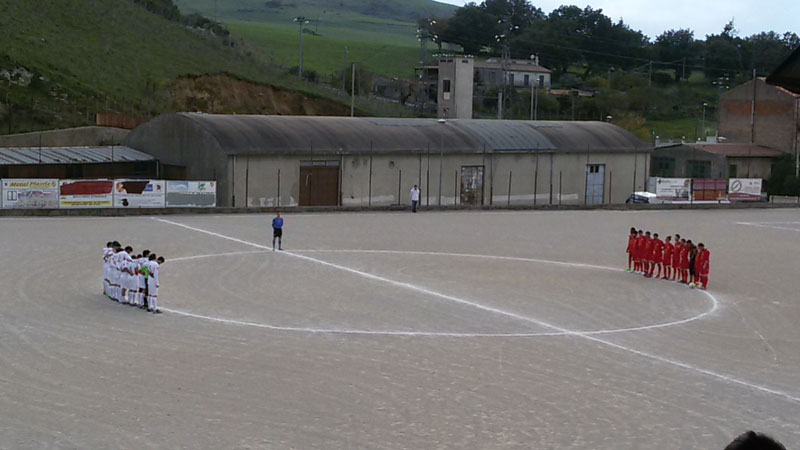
[102,241,164,314]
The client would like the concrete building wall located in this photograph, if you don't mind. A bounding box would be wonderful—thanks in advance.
[437,57,474,119]
[227,152,650,208]
[652,147,727,178]
[719,78,800,153]
[727,157,773,179]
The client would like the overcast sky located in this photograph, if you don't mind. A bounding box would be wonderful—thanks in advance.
[435,0,800,39]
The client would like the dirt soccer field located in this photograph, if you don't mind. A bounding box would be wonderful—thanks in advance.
[1,209,799,449]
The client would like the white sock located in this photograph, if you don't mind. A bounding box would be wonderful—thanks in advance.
[151,296,157,312]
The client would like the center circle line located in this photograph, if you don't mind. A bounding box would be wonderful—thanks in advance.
[165,249,718,338]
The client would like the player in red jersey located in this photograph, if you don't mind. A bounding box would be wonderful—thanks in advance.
[661,236,674,280]
[648,233,664,278]
[642,231,653,277]
[626,227,637,272]
[671,234,681,280]
[680,240,693,284]
[696,243,710,289]
[634,230,645,273]
[673,237,684,281]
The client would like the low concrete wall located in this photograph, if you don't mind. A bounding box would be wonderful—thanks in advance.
[1,202,797,217]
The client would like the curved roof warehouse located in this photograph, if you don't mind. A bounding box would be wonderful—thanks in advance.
[126,114,652,207]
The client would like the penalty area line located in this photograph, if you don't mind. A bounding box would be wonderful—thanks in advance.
[151,217,800,405]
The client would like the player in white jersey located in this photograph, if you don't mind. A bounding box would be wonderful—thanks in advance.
[110,246,125,302]
[119,246,136,304]
[103,242,114,297]
[144,254,163,314]
[136,250,151,309]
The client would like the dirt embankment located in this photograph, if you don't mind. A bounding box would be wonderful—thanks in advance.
[168,74,352,116]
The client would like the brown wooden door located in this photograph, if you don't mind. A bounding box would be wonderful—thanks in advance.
[300,166,340,206]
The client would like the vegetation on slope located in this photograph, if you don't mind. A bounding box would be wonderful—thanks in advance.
[0,0,370,134]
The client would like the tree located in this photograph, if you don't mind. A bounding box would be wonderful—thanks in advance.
[483,0,544,30]
[417,17,449,56]
[442,4,498,54]
[745,31,800,75]
[703,21,747,78]
[511,6,648,76]
[654,29,696,81]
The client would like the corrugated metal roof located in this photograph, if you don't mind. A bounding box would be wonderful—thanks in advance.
[688,143,784,157]
[0,146,155,165]
[142,114,651,156]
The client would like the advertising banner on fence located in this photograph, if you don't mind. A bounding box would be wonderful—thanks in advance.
[728,178,762,201]
[59,180,114,208]
[166,181,216,208]
[113,179,165,208]
[648,178,691,200]
[2,179,60,209]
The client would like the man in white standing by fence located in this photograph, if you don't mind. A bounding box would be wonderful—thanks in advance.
[410,185,420,213]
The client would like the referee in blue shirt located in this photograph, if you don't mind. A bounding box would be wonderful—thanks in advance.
[272,212,284,251]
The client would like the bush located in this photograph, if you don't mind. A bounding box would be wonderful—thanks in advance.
[765,154,800,196]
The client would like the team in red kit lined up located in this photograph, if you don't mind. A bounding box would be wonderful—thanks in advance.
[625,227,710,289]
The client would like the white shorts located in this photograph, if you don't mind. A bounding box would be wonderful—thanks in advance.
[147,278,158,297]
[138,275,146,290]
[124,274,138,291]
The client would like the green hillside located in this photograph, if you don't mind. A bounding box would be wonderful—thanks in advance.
[174,0,456,28]
[174,0,457,77]
[0,0,354,133]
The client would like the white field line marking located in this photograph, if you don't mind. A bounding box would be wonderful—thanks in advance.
[152,217,800,405]
[736,222,800,232]
[166,248,718,337]
[170,250,268,262]
[158,308,567,338]
[296,249,619,272]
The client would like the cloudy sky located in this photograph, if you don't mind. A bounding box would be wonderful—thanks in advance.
[435,0,799,39]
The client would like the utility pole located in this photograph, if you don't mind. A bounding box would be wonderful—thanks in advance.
[648,60,653,86]
[682,57,686,81]
[350,63,356,117]
[294,17,308,79]
[750,68,756,143]
[343,46,349,91]
[530,82,534,121]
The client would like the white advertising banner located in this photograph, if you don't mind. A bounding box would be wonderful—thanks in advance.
[59,180,114,208]
[648,177,691,200]
[166,181,216,208]
[728,178,762,201]
[113,179,166,208]
[1,179,60,209]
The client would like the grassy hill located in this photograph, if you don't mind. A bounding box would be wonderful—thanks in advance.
[0,0,368,133]
[174,0,457,77]
[174,0,456,28]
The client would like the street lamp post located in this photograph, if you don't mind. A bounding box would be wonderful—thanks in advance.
[494,17,519,120]
[438,119,446,205]
[294,16,309,79]
[701,102,708,141]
